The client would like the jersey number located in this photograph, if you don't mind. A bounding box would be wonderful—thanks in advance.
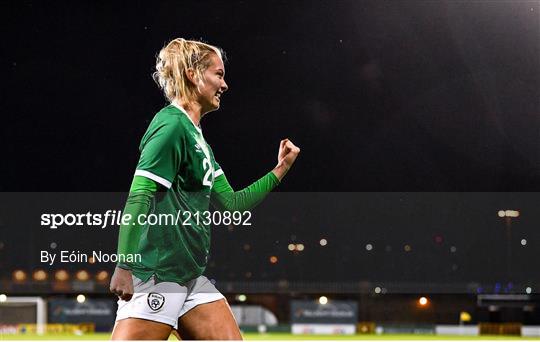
[202,158,213,187]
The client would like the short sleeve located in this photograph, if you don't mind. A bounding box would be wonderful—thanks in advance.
[135,116,184,189]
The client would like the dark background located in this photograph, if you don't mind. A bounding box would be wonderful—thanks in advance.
[2,0,539,192]
[1,1,539,290]
[1,192,538,287]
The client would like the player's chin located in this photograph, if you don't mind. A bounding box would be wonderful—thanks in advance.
[205,104,220,114]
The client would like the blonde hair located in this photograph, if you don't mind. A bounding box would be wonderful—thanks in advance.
[153,38,225,103]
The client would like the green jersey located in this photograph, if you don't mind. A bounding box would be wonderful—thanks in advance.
[118,103,280,284]
[130,103,224,284]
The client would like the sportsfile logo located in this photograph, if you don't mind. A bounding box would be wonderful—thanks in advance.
[41,210,126,229]
[40,210,253,229]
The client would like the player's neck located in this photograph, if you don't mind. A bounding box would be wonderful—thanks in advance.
[179,101,202,126]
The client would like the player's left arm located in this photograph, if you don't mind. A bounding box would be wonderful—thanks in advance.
[211,139,300,211]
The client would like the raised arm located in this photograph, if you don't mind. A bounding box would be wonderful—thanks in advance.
[211,139,300,211]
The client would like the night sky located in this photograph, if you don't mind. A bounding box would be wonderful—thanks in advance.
[1,1,540,288]
[2,1,539,192]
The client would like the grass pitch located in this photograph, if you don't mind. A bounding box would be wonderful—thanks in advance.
[0,333,538,340]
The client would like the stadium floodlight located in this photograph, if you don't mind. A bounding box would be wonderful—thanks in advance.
[32,270,47,281]
[0,294,7,302]
[505,210,520,217]
[96,270,109,282]
[418,296,429,306]
[498,209,520,279]
[12,270,27,282]
[54,269,69,281]
[318,296,328,305]
[459,311,472,322]
[498,209,520,218]
[0,297,46,334]
[76,294,86,303]
[75,270,90,281]
[526,287,532,294]
[236,294,247,302]
[319,238,327,246]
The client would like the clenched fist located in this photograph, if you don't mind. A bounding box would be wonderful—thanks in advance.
[273,139,300,181]
[110,266,134,301]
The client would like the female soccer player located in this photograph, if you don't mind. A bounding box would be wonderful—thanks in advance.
[109,38,300,340]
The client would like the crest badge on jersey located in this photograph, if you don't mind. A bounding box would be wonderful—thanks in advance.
[147,292,165,311]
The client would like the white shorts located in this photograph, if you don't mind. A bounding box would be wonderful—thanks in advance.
[115,275,224,329]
